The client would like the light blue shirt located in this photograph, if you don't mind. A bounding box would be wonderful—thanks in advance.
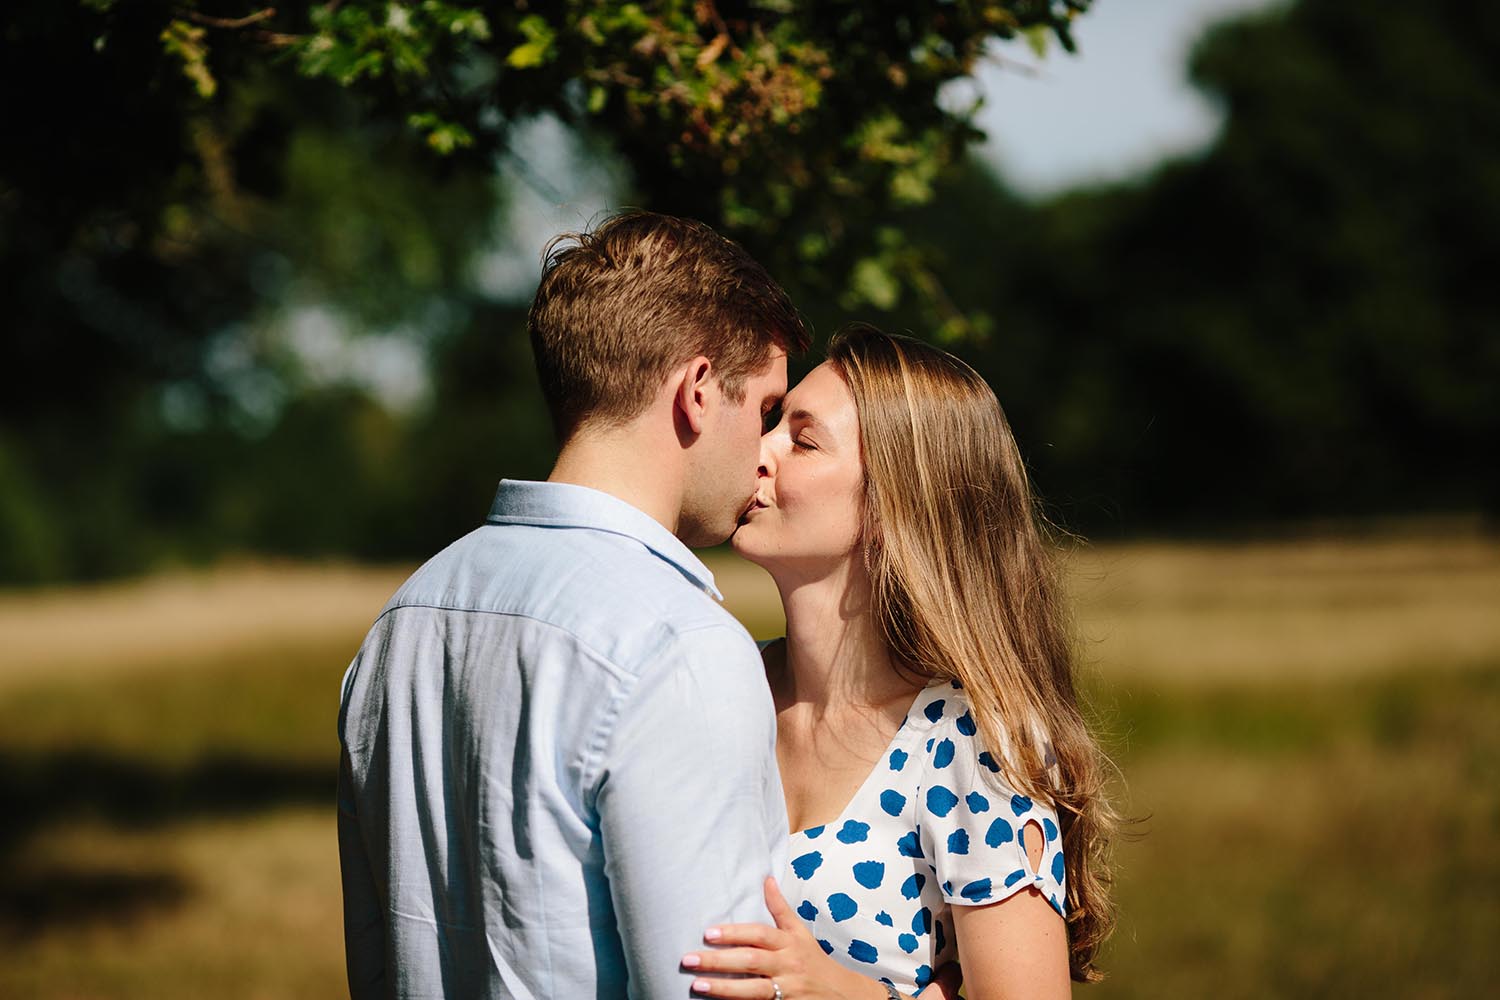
[338,480,788,999]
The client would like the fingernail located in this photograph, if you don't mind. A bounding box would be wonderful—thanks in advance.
[693,979,711,993]
[682,953,701,968]
[703,927,722,941]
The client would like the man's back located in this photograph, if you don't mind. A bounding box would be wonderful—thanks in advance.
[338,480,788,999]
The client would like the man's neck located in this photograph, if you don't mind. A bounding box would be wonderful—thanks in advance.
[548,423,686,537]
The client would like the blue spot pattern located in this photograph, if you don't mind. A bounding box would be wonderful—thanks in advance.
[932,739,955,769]
[780,680,1067,993]
[853,861,885,889]
[926,785,958,817]
[837,820,870,844]
[960,878,992,902]
[791,851,823,880]
[911,907,931,935]
[901,873,925,899]
[828,892,858,922]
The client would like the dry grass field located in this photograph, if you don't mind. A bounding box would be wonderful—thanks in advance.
[1,532,1496,998]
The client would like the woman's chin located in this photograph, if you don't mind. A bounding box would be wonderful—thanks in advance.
[730,525,767,563]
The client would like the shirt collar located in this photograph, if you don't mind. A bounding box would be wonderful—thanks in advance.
[485,479,723,600]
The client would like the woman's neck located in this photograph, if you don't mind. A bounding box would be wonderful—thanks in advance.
[774,557,921,714]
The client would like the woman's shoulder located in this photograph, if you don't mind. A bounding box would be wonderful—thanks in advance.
[904,677,974,736]
[910,682,1056,805]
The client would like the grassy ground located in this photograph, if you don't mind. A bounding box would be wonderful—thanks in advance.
[1,533,1496,998]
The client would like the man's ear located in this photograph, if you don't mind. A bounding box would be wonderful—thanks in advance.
[674,355,714,435]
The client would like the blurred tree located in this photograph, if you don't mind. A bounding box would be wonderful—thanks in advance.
[1,3,508,579]
[274,0,1089,339]
[5,0,1496,580]
[866,0,1500,530]
[1,0,1090,581]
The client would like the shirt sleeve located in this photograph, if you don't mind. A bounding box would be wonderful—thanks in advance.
[337,731,388,999]
[594,623,789,1000]
[915,703,1068,917]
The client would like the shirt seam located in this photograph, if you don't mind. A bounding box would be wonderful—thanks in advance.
[489,521,718,596]
[372,602,744,656]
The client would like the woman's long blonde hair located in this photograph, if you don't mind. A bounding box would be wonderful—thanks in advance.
[828,325,1117,982]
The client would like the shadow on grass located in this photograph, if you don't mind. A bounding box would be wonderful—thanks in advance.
[0,749,335,931]
[0,749,335,845]
[0,866,190,939]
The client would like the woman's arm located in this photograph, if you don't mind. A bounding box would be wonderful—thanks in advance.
[950,885,1070,1000]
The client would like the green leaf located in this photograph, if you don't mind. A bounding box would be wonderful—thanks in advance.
[506,14,556,70]
[850,257,901,311]
[1023,24,1050,60]
[160,20,216,99]
[407,112,474,154]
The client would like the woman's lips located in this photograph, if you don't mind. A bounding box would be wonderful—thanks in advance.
[737,497,769,525]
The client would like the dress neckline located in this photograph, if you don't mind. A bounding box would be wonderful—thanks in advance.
[787,679,954,838]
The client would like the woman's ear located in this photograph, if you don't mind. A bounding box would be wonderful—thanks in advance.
[673,355,714,435]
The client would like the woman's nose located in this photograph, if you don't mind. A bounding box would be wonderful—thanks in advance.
[757,435,777,479]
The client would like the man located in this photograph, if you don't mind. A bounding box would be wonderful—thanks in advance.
[337,211,810,998]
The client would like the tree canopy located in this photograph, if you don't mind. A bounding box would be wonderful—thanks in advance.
[3,0,1495,583]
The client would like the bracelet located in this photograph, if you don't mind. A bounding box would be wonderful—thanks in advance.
[883,983,902,1000]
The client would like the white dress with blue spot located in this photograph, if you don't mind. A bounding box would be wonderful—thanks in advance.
[783,679,1067,995]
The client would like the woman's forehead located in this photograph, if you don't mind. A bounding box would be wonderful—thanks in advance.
[785,362,852,413]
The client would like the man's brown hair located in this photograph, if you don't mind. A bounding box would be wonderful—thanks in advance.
[528,211,809,436]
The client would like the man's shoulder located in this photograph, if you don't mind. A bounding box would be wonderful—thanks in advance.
[384,521,753,669]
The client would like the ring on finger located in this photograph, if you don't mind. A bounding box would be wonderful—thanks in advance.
[771,982,784,1000]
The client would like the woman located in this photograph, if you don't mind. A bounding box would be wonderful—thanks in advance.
[681,327,1116,999]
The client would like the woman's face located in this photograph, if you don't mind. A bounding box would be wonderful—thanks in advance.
[731,361,865,574]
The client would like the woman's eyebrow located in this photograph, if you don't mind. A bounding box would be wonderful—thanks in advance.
[785,407,821,427]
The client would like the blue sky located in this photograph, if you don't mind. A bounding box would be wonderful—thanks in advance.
[971,0,1281,194]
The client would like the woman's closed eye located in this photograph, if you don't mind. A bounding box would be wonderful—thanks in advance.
[792,435,819,452]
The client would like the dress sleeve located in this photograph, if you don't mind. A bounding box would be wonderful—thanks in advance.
[914,699,1068,917]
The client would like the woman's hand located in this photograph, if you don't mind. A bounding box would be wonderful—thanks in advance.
[681,877,962,1000]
